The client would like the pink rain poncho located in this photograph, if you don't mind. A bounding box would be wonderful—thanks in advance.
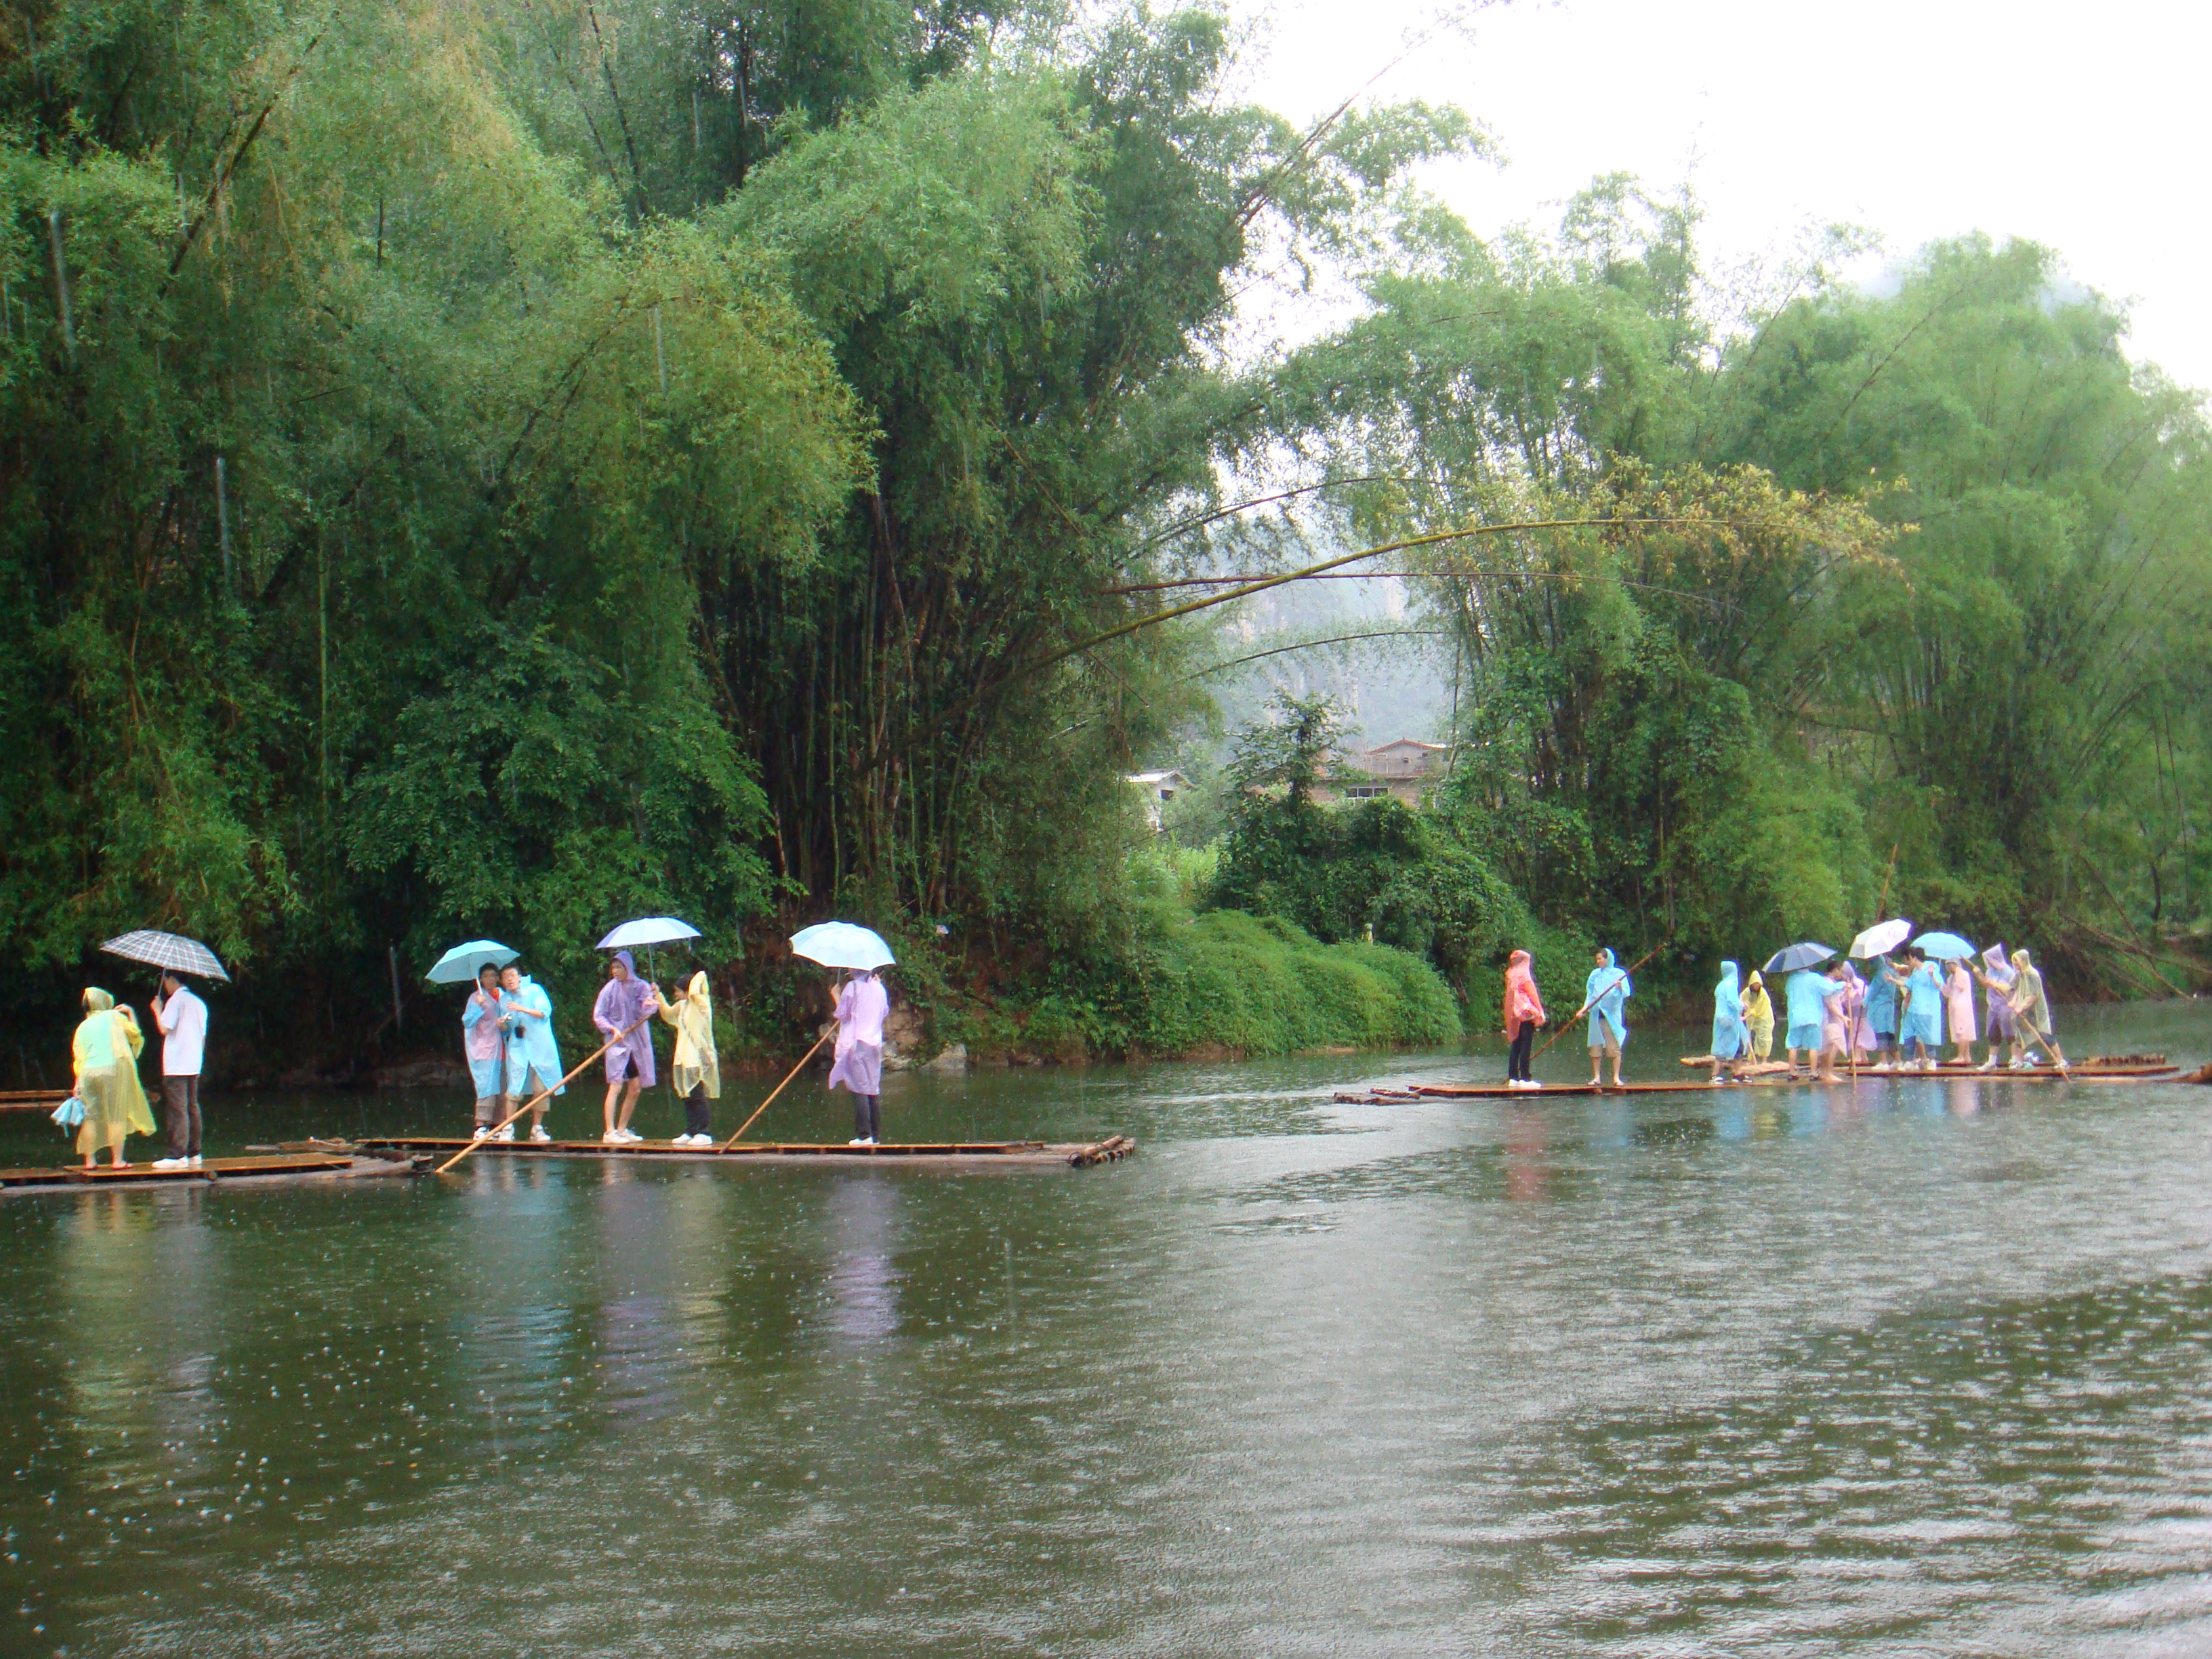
[1502,951,1544,1039]
[826,972,889,1097]
[1944,958,1978,1044]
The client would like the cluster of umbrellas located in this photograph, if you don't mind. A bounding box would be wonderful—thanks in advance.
[1761,921,1978,976]
[426,918,897,985]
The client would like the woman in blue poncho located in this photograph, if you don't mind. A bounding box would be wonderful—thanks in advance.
[1884,949,1944,1071]
[1583,948,1632,1087]
[1862,956,1901,1069]
[1784,962,1830,1078]
[1708,962,1749,1083]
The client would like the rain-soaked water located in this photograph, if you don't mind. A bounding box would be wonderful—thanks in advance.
[2,1000,2210,1656]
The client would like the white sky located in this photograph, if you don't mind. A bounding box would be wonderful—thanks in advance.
[1236,0,2212,389]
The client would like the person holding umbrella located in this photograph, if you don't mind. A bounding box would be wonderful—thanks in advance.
[71,988,155,1170]
[828,968,891,1143]
[149,970,209,1170]
[593,951,659,1143]
[463,963,508,1139]
[1782,960,1830,1079]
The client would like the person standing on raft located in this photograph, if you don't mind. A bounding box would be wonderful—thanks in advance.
[1975,945,2020,1070]
[828,968,890,1143]
[1863,955,1902,1069]
[1584,948,1631,1088]
[1783,961,1830,1080]
[659,970,720,1147]
[2004,948,2064,1068]
[499,964,563,1141]
[594,951,660,1143]
[1944,955,1978,1065]
[72,989,154,1170]
[150,970,208,1170]
[1887,949,1944,1071]
[1709,961,1749,1084]
[1503,949,1545,1089]
[1742,970,1776,1064]
[463,963,508,1139]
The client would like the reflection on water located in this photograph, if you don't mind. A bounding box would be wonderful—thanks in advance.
[0,1000,2206,1656]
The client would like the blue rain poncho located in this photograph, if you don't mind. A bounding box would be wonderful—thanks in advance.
[1784,968,1829,1048]
[1710,961,1749,1060]
[1583,949,1632,1050]
[1862,965,1899,1037]
[1899,960,1944,1046]
[501,975,566,1097]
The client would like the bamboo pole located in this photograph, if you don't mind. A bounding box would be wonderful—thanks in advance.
[433,1013,651,1174]
[1530,939,1669,1065]
[1875,841,1900,918]
[719,1031,830,1151]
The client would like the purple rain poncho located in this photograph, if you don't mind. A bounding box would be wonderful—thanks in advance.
[1982,944,2018,1040]
[592,951,659,1086]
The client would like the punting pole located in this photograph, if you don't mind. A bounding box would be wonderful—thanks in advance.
[433,1013,651,1175]
[1531,939,1669,1063]
[719,1031,830,1151]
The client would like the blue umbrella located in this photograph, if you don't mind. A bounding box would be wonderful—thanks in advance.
[1912,930,1976,960]
[1763,941,1837,975]
[789,922,896,970]
[425,939,518,985]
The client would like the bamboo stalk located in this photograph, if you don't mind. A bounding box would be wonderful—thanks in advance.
[433,1013,651,1174]
[719,1031,830,1151]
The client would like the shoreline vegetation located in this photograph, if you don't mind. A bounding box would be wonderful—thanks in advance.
[5,3,2209,1088]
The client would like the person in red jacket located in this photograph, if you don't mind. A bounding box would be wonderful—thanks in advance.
[1503,949,1546,1089]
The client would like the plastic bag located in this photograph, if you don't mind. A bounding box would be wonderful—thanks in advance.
[50,1095,84,1130]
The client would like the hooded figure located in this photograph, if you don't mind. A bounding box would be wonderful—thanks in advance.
[594,950,659,1088]
[2007,949,2053,1048]
[1742,971,1775,1061]
[1841,961,1875,1057]
[1862,957,1900,1053]
[1944,956,1978,1057]
[73,988,153,1168]
[658,970,720,1145]
[827,969,890,1143]
[1502,949,1544,1086]
[1583,948,1631,1086]
[1709,962,1748,1080]
[1981,944,2019,1046]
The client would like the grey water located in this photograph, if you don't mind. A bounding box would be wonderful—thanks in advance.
[2,1000,2209,1656]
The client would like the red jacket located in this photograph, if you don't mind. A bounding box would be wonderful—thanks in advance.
[1504,950,1545,1037]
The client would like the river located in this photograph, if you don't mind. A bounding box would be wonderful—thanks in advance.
[2,1000,2208,1656]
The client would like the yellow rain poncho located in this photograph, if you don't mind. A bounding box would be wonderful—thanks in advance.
[658,971,720,1099]
[73,989,155,1155]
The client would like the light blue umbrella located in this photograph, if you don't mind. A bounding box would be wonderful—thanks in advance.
[596,917,701,950]
[1912,930,1976,960]
[789,922,895,970]
[425,939,518,985]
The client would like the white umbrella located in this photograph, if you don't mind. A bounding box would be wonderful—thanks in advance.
[789,922,895,970]
[100,930,229,982]
[596,917,701,950]
[425,939,519,985]
[1849,918,1913,960]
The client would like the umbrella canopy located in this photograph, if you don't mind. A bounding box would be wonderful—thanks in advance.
[597,916,701,951]
[789,922,895,971]
[1762,941,1837,975]
[100,930,230,982]
[1849,918,1914,960]
[424,939,519,985]
[1912,930,1977,960]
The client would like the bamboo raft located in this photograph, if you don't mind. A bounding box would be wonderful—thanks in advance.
[1335,1060,2183,1104]
[0,1151,430,1193]
[350,1134,1138,1170]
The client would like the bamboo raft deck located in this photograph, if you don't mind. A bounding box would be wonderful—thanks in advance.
[0,1152,429,1193]
[1336,1061,2184,1105]
[349,1134,1137,1170]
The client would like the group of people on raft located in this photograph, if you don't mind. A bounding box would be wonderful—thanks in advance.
[459,951,893,1146]
[1498,941,2060,1088]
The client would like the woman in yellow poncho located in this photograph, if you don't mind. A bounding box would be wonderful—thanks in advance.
[1741,971,1776,1064]
[657,971,720,1147]
[73,988,155,1170]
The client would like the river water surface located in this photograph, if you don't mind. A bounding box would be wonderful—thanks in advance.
[3,1002,2210,1656]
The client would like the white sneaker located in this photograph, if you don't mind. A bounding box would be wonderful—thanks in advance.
[849,1137,869,1146]
[188,1154,203,1166]
[529,1125,552,1143]
[472,1124,491,1139]
[492,1124,515,1142]
[152,1157,188,1170]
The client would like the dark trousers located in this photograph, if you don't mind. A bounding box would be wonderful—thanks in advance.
[685,1082,712,1137]
[1507,1025,1535,1082]
[163,1075,202,1157]
[853,1092,881,1141]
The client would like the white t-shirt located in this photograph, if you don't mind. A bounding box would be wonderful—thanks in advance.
[156,986,207,1076]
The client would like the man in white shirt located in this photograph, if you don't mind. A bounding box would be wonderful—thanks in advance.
[150,972,208,1170]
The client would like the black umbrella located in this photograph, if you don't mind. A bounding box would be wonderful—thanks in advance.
[1761,941,1836,975]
